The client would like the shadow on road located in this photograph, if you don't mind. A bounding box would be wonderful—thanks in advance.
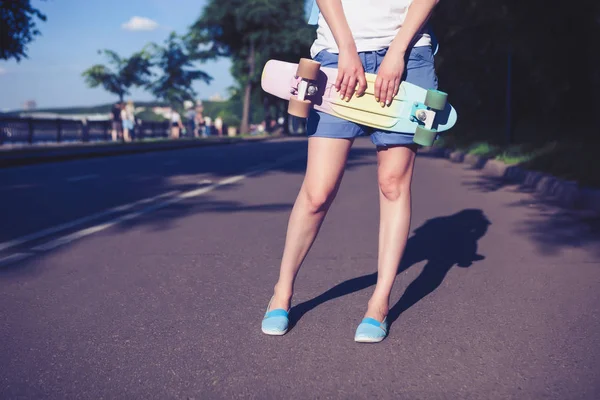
[463,174,600,257]
[289,209,491,329]
[0,138,381,275]
[0,138,377,243]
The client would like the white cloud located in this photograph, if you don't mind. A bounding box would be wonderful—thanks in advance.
[209,93,226,102]
[0,67,7,75]
[121,16,159,31]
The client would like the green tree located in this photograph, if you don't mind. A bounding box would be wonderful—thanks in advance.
[430,0,598,143]
[189,0,313,134]
[82,49,153,102]
[147,32,212,110]
[0,0,47,62]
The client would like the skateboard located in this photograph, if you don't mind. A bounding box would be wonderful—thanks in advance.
[261,58,457,146]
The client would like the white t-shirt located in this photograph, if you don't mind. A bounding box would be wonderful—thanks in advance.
[310,0,431,57]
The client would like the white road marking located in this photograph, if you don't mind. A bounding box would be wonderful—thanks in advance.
[66,174,99,182]
[0,191,179,253]
[0,252,33,268]
[0,151,306,265]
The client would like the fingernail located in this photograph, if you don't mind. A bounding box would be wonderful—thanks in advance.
[345,97,350,102]
[380,102,385,107]
[386,100,390,106]
[375,98,379,102]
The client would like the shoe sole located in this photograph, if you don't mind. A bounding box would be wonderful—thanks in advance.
[354,336,385,343]
[262,328,288,336]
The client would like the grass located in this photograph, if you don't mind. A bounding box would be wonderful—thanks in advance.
[435,122,600,189]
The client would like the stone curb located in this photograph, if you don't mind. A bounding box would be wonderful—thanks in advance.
[420,146,600,215]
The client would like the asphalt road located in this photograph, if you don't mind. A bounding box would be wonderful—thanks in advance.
[1,137,599,399]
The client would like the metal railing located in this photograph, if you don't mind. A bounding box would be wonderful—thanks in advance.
[0,117,172,146]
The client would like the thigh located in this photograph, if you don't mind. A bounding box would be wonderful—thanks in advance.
[303,137,353,197]
[376,143,419,184]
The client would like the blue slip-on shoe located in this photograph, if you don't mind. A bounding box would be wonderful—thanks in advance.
[354,317,388,343]
[261,297,290,336]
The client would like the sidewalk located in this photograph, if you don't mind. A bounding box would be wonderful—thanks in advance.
[0,134,282,168]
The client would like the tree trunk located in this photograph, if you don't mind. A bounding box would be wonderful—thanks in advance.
[241,82,252,135]
[240,41,255,135]
[263,95,272,133]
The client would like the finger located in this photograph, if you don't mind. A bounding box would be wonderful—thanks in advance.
[344,75,357,101]
[338,73,350,98]
[392,77,400,99]
[356,72,367,97]
[385,79,397,106]
[374,76,383,103]
[385,86,394,107]
[335,71,344,92]
[378,80,389,107]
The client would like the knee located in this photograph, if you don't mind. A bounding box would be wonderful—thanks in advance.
[303,187,335,214]
[378,174,411,202]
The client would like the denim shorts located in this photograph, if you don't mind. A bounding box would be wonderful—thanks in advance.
[306,45,438,147]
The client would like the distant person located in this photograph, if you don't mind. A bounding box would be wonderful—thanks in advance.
[110,102,122,141]
[120,100,135,142]
[194,106,205,137]
[204,116,212,136]
[214,116,223,136]
[185,107,196,138]
[261,0,441,343]
[170,109,184,139]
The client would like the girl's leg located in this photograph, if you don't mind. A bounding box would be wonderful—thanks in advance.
[364,143,418,322]
[268,136,353,311]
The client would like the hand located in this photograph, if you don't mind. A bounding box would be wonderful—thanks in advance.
[335,50,367,101]
[374,50,406,107]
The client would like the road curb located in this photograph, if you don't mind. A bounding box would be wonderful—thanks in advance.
[420,146,600,215]
[0,135,283,168]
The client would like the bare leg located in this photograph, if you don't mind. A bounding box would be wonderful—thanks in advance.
[269,137,353,311]
[364,144,418,322]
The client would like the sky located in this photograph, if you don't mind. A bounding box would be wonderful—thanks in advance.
[0,0,236,111]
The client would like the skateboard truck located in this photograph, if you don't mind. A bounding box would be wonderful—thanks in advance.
[306,84,318,96]
[288,59,321,118]
[290,78,318,98]
[410,90,448,146]
[411,103,436,130]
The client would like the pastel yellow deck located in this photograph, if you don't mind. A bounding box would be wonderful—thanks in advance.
[329,72,403,129]
[261,58,457,136]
